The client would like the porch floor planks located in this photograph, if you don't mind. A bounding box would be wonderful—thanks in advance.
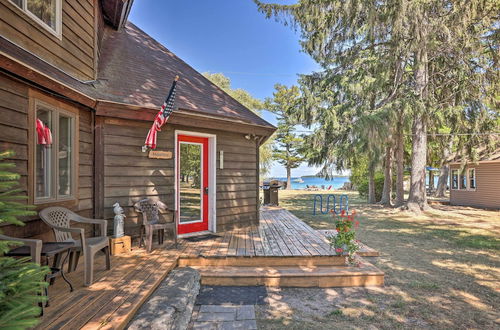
[36,251,150,327]
[38,207,356,329]
[267,208,305,256]
[177,207,338,258]
[280,209,333,255]
[61,251,173,330]
[36,248,177,330]
[269,208,322,256]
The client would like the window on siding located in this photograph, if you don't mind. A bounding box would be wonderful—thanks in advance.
[459,171,467,190]
[10,0,61,37]
[35,102,75,203]
[469,168,476,190]
[451,170,459,190]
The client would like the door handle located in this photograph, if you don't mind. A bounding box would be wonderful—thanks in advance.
[204,187,209,195]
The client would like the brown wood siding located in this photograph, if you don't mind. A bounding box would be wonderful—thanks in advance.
[0,0,96,80]
[0,73,94,239]
[449,162,500,209]
[100,119,259,237]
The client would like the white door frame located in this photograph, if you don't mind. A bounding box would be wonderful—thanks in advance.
[174,130,217,237]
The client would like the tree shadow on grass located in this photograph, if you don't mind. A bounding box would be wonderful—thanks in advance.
[259,190,500,329]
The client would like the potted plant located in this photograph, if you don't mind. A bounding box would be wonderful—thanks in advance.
[328,210,360,263]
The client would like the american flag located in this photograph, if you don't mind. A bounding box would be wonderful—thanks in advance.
[144,76,179,150]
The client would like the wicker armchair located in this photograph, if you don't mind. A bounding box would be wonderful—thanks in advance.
[134,199,177,252]
[39,207,110,286]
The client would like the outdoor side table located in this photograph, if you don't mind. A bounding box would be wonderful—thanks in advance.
[5,241,75,307]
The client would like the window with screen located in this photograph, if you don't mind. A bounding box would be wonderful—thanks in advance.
[10,0,61,37]
[34,101,75,203]
[451,170,458,190]
[459,171,467,190]
[468,168,476,190]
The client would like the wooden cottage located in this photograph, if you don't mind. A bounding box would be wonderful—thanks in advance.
[449,157,500,210]
[0,0,275,240]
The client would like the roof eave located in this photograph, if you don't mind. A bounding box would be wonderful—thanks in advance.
[95,100,277,136]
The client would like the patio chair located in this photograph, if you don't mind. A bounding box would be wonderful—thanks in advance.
[134,198,177,252]
[0,234,42,264]
[39,207,111,286]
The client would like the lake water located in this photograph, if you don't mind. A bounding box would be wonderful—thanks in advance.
[271,176,350,190]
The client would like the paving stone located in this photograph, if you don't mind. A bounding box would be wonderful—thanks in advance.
[235,305,255,320]
[199,305,238,313]
[192,321,220,330]
[191,321,220,330]
[196,286,267,305]
[220,320,258,330]
[197,312,236,322]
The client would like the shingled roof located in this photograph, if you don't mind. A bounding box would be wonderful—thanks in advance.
[0,21,274,131]
[96,22,273,128]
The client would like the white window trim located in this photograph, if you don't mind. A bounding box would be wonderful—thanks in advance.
[174,130,217,237]
[33,100,77,204]
[451,169,459,190]
[8,0,62,39]
[467,168,477,191]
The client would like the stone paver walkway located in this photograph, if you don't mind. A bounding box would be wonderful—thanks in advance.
[190,305,257,330]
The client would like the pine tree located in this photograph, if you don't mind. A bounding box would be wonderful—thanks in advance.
[0,150,49,329]
[265,84,304,189]
[202,72,274,177]
[254,0,499,212]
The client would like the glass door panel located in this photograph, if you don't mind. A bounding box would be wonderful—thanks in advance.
[179,143,202,223]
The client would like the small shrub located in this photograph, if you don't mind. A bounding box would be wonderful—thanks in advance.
[0,150,49,329]
[354,172,385,202]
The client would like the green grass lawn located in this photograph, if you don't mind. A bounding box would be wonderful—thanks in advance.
[256,190,500,329]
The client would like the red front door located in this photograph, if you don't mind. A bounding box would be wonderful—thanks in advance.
[177,135,209,235]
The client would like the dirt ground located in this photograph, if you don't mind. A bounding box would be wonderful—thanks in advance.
[255,190,500,329]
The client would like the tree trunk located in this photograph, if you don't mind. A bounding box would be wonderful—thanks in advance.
[394,115,405,207]
[406,48,430,212]
[435,165,449,197]
[428,170,434,192]
[380,143,393,206]
[407,118,428,212]
[286,166,292,190]
[368,168,376,204]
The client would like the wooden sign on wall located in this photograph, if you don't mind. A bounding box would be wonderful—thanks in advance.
[148,150,172,159]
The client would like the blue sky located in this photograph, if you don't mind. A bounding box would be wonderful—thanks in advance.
[129,0,325,177]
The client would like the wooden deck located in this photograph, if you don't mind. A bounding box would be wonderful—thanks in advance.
[177,207,379,263]
[36,207,383,329]
[36,248,179,330]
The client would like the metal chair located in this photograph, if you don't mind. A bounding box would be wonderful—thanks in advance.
[39,207,111,286]
[134,199,177,252]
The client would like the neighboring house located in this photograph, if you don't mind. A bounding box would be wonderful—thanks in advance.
[449,156,500,210]
[0,0,275,240]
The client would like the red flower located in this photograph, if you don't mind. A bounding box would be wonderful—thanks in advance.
[355,221,360,228]
[341,210,346,216]
[335,248,343,253]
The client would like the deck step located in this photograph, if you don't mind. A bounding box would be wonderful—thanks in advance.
[188,259,384,288]
[178,255,348,267]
